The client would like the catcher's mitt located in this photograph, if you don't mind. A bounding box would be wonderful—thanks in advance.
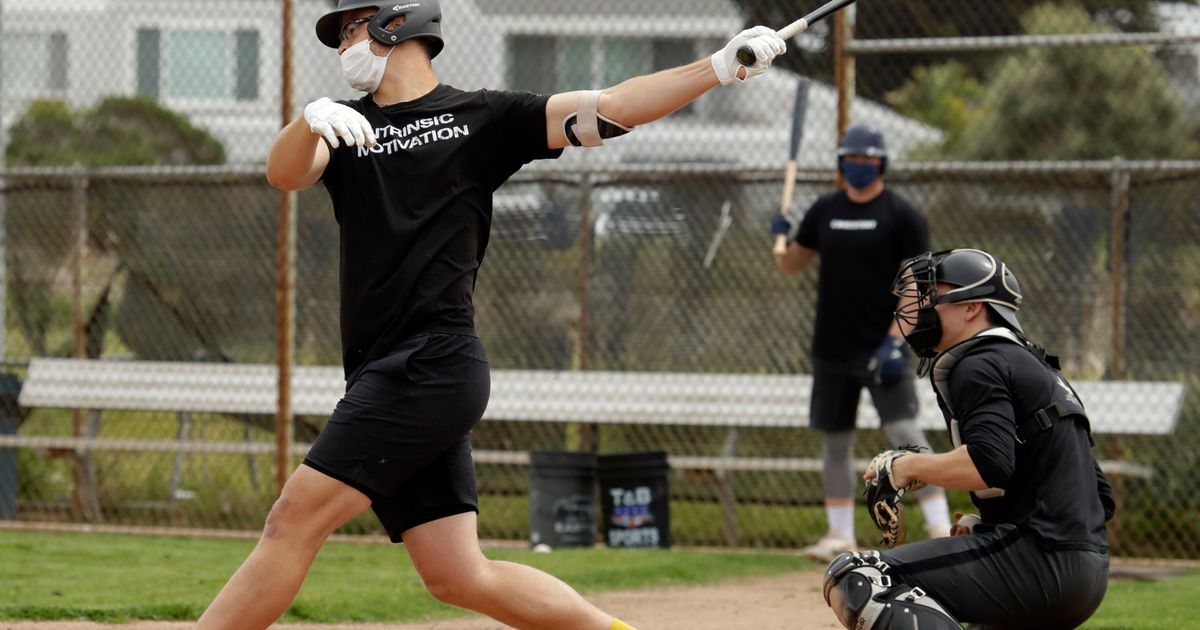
[864,447,927,548]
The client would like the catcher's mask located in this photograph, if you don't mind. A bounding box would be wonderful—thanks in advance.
[892,248,1024,360]
[316,0,444,57]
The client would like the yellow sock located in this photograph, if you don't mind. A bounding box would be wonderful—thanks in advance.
[609,619,637,630]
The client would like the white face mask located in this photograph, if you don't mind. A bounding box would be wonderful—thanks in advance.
[340,39,392,93]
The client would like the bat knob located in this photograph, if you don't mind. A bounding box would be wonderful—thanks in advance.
[736,45,756,66]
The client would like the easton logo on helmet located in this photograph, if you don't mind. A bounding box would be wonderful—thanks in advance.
[316,0,443,56]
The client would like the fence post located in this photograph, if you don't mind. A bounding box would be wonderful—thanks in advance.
[0,0,7,359]
[70,166,100,521]
[275,0,297,498]
[1108,158,1130,381]
[572,173,598,453]
[833,5,856,189]
[1106,157,1131,550]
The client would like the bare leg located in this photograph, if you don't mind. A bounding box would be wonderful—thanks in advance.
[196,465,372,629]
[404,512,615,630]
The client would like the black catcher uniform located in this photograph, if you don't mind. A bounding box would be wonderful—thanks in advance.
[822,249,1115,630]
[880,327,1114,629]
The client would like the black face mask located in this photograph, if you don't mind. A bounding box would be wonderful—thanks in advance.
[901,306,943,359]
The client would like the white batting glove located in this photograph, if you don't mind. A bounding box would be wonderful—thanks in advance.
[303,97,377,149]
[711,26,787,86]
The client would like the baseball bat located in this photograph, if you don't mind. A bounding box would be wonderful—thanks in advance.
[737,0,858,67]
[773,79,811,256]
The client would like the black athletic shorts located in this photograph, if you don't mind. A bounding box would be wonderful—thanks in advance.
[880,523,1109,629]
[303,333,490,542]
[809,351,919,432]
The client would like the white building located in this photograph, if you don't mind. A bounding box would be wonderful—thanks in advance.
[0,0,939,166]
[1155,1,1200,113]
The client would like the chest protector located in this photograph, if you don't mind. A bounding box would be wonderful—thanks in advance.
[929,328,1091,499]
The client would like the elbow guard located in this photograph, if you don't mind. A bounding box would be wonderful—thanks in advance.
[562,90,633,147]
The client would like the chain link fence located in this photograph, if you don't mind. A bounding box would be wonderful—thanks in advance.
[1,1,1198,558]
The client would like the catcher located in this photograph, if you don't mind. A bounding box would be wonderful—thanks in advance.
[822,248,1115,630]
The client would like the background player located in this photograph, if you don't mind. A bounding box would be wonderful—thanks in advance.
[770,124,952,560]
[822,248,1114,629]
[195,1,786,629]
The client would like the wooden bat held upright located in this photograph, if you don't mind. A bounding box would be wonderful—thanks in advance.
[737,0,858,66]
[774,79,811,256]
[774,163,799,256]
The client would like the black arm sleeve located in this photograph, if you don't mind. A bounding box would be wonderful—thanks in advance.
[950,354,1019,489]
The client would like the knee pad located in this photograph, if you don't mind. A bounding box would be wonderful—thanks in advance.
[823,551,960,630]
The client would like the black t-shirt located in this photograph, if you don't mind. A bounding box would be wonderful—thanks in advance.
[795,189,928,359]
[321,84,562,377]
[938,339,1115,552]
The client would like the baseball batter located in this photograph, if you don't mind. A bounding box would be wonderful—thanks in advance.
[194,2,786,629]
[822,248,1115,629]
[771,124,953,561]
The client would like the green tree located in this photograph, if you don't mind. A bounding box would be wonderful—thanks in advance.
[5,96,229,361]
[732,0,1183,99]
[5,98,305,439]
[6,96,224,166]
[883,61,983,156]
[888,4,1198,160]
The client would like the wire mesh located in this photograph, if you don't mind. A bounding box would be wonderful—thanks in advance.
[0,0,1197,557]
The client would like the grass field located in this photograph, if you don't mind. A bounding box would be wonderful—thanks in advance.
[0,530,810,623]
[0,530,1197,627]
[1085,570,1200,630]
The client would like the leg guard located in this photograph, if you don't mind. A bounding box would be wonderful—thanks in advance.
[823,551,961,630]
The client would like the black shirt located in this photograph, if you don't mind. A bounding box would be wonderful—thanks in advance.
[939,338,1115,552]
[795,189,929,359]
[321,85,562,377]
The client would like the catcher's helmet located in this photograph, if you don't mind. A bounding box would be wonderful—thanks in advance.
[316,0,443,57]
[894,248,1024,334]
[837,124,888,174]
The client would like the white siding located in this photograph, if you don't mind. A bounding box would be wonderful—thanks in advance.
[1,0,939,166]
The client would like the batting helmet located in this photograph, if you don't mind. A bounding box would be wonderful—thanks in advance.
[895,248,1024,334]
[837,124,888,174]
[316,0,443,57]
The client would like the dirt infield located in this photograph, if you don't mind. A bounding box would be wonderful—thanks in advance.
[0,570,839,630]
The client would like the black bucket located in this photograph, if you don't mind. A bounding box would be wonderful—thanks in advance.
[598,451,671,549]
[0,374,21,520]
[528,451,597,549]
